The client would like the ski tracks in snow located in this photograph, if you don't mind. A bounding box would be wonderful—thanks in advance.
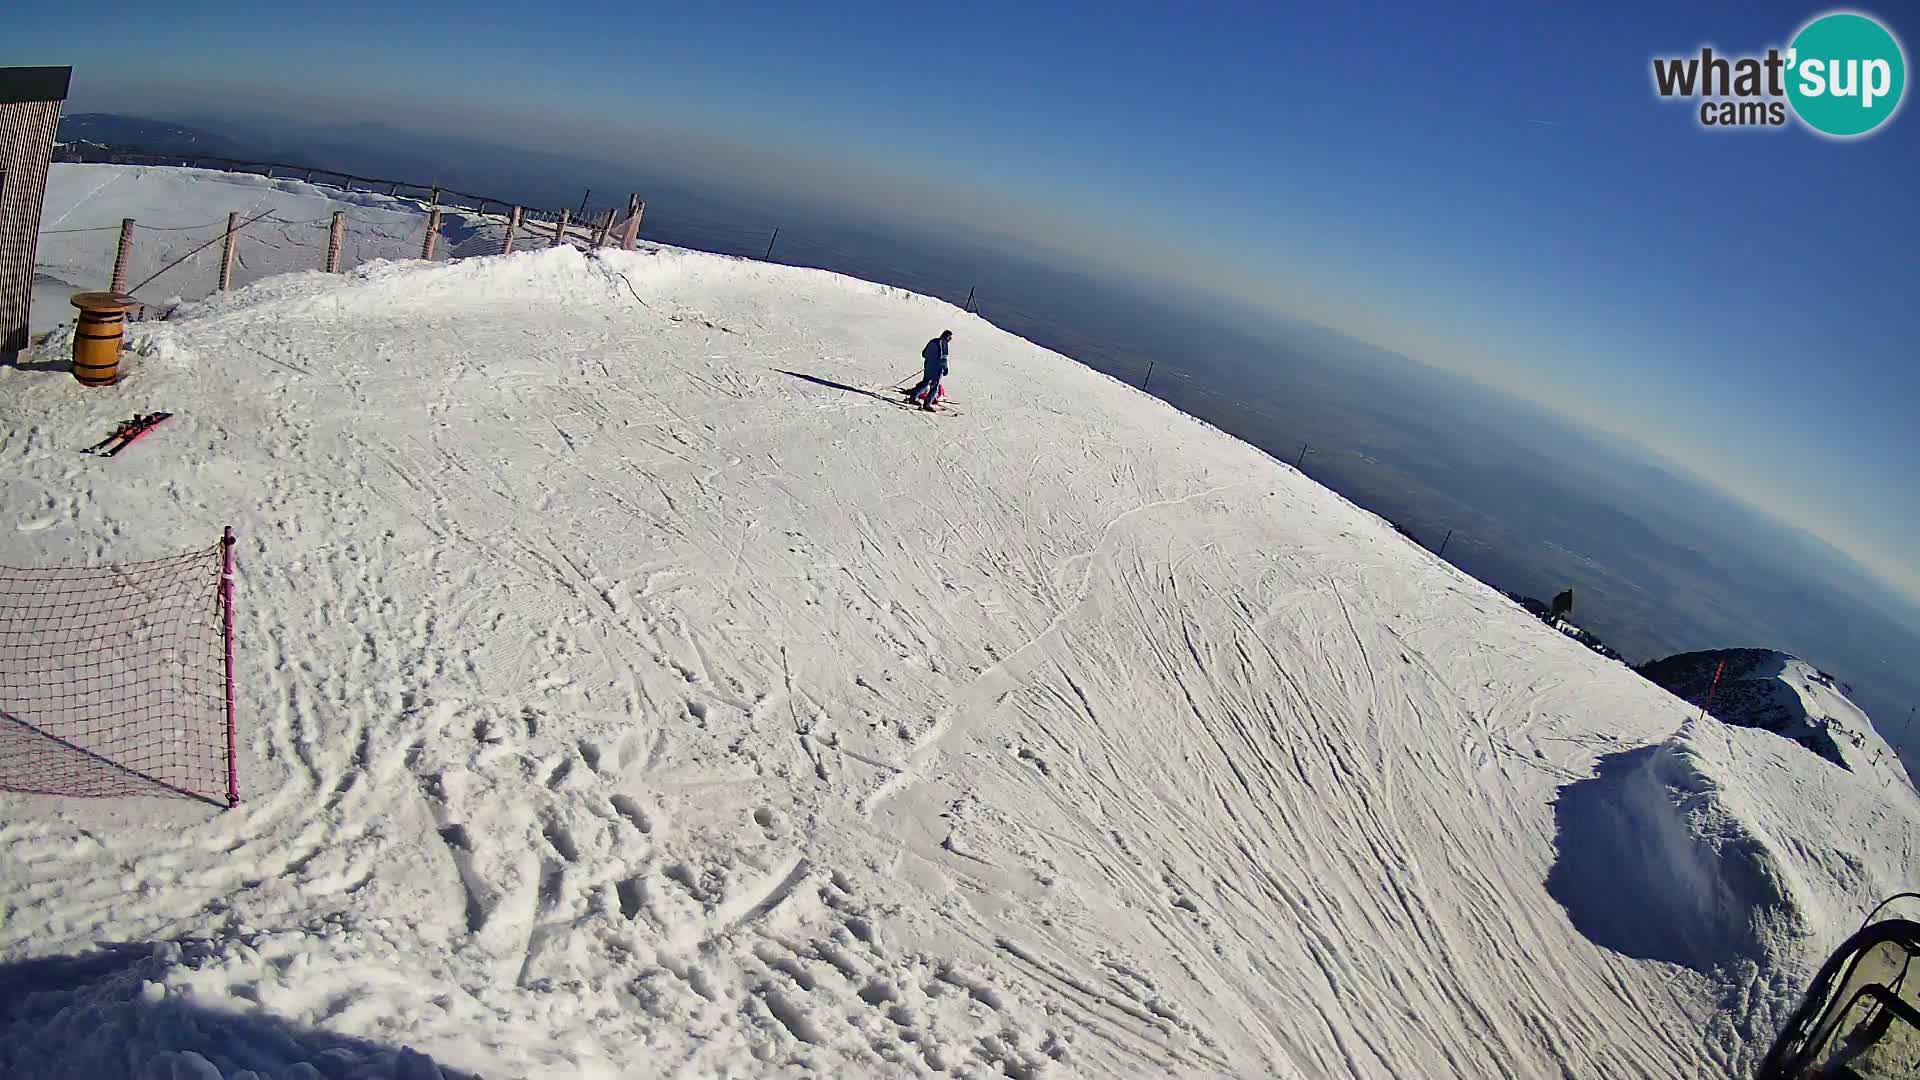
[0,221,1865,1077]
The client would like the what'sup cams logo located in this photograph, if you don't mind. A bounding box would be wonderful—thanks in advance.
[1652,10,1907,137]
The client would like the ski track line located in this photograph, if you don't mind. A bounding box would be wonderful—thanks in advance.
[38,167,127,231]
[869,476,1251,822]
[666,854,811,953]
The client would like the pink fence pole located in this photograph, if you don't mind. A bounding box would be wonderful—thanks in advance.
[222,526,239,807]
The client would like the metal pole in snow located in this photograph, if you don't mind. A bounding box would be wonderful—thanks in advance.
[1142,361,1154,392]
[1296,443,1309,469]
[1437,529,1452,558]
[765,227,780,261]
[221,527,239,808]
[1698,659,1727,723]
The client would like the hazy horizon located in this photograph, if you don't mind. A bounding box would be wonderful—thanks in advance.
[29,34,1914,613]
[89,95,1913,623]
[45,100,1920,620]
[14,2,1918,767]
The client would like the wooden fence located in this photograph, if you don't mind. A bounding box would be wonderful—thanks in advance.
[50,144,642,251]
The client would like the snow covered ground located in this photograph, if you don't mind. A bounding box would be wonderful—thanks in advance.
[2,166,1917,1078]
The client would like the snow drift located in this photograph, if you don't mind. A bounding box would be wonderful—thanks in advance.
[1548,739,1803,975]
[2,165,1917,1078]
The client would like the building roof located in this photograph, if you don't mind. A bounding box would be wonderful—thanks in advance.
[0,67,73,106]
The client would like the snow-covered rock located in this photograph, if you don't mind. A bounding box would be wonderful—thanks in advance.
[1639,648,1903,780]
[2,164,1915,1078]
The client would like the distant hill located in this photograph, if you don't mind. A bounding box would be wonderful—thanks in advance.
[1639,648,1899,775]
[54,114,255,159]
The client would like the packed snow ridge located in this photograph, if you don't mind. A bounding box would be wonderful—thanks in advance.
[2,165,1916,1079]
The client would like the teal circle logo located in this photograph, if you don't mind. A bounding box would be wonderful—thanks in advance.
[1787,12,1907,137]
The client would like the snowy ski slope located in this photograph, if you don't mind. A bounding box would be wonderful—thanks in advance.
[1,167,1915,1079]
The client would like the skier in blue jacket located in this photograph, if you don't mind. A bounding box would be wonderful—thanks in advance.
[904,330,952,411]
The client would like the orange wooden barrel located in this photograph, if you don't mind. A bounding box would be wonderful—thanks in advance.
[70,292,139,386]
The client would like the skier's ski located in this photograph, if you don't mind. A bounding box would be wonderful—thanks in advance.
[887,387,960,405]
[889,400,962,417]
[89,412,172,457]
[81,415,146,454]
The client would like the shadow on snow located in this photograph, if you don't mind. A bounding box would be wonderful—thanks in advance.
[0,941,479,1079]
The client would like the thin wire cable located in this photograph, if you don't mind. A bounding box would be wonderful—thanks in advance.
[136,218,246,233]
[125,208,277,296]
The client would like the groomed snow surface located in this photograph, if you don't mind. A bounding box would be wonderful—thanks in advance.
[2,167,1916,1079]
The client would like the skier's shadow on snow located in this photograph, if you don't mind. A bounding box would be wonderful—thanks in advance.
[0,942,481,1077]
[775,369,897,404]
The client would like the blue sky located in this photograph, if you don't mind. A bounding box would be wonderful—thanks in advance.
[8,0,1916,600]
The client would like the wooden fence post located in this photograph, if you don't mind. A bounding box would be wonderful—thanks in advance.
[593,207,615,248]
[218,212,239,292]
[422,206,442,260]
[326,212,345,273]
[504,206,522,254]
[552,209,570,248]
[621,198,644,250]
[110,219,135,294]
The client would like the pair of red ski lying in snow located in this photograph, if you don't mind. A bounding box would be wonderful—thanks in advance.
[81,412,172,457]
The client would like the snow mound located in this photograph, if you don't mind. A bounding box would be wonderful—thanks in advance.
[5,165,1919,1077]
[1547,719,1918,1060]
[1547,739,1805,973]
[1640,649,1905,781]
